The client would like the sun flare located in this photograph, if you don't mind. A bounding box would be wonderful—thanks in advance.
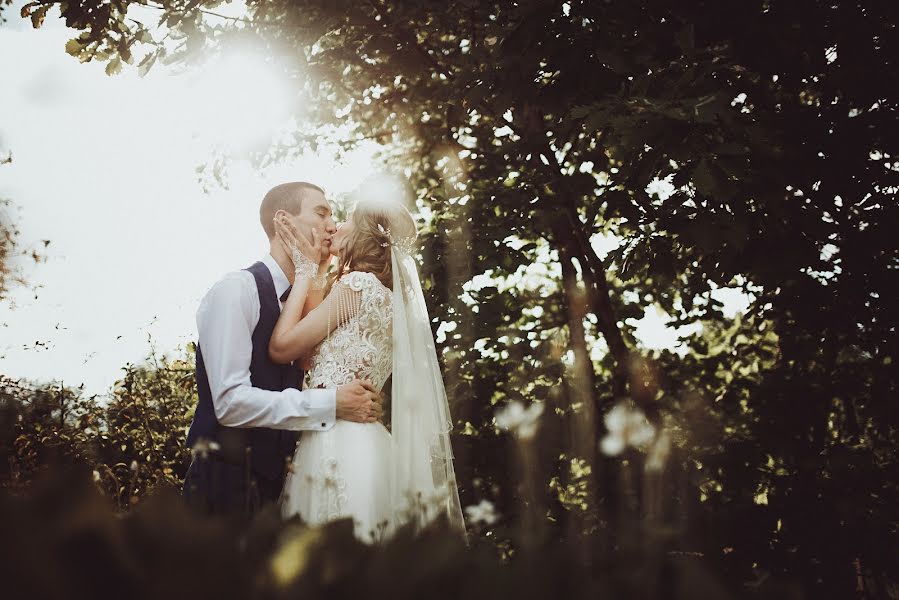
[186,49,294,152]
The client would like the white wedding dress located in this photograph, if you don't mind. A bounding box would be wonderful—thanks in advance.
[281,271,397,544]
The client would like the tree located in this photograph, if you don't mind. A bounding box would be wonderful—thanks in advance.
[1,151,49,307]
[0,197,20,302]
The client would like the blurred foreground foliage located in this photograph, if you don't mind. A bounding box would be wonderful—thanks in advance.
[0,362,774,600]
[0,468,755,600]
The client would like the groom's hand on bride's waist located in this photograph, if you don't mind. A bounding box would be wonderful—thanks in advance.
[335,379,384,424]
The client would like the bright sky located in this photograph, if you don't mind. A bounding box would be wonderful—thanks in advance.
[0,4,751,397]
[0,5,383,395]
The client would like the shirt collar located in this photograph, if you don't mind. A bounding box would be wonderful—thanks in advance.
[261,253,290,301]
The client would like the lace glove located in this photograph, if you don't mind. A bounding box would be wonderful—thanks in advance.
[290,244,327,290]
[274,215,328,290]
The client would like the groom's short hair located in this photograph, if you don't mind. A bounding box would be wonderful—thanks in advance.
[260,182,325,238]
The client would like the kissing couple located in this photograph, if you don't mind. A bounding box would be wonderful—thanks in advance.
[182,181,466,544]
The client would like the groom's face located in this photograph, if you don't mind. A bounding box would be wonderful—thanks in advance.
[289,189,336,260]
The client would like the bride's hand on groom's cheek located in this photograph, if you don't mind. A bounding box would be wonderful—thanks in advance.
[273,215,320,263]
[335,379,384,424]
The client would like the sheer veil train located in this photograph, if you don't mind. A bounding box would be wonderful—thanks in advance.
[388,231,466,537]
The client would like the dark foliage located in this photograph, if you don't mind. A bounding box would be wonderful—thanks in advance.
[2,351,195,509]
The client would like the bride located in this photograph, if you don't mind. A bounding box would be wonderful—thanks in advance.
[268,194,465,544]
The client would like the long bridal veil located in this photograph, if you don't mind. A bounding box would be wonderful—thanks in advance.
[389,241,467,538]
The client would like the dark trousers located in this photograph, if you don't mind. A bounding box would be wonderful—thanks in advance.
[182,454,284,517]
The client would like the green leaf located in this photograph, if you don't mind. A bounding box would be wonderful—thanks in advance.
[692,158,717,196]
[137,52,158,78]
[19,1,37,18]
[30,5,50,28]
[683,220,723,253]
[65,39,83,57]
[105,56,122,76]
[619,302,644,320]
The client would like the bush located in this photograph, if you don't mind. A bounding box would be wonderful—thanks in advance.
[1,349,196,509]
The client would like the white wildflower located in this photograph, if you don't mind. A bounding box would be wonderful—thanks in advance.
[464,499,499,526]
[190,438,221,459]
[600,401,656,456]
[92,470,101,483]
[494,400,544,440]
[425,482,449,507]
[645,430,672,472]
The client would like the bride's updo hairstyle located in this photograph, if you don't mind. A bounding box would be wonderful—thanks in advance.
[336,196,417,290]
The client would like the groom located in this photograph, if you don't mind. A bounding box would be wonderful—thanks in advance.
[183,181,383,516]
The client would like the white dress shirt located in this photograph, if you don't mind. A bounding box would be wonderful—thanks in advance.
[196,253,336,431]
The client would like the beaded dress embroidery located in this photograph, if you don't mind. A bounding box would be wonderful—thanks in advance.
[291,271,393,525]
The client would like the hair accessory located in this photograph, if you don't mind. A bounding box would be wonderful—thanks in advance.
[376,223,416,255]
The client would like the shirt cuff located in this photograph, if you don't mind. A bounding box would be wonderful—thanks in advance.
[285,388,337,431]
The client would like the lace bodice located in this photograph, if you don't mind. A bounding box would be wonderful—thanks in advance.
[306,271,393,391]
